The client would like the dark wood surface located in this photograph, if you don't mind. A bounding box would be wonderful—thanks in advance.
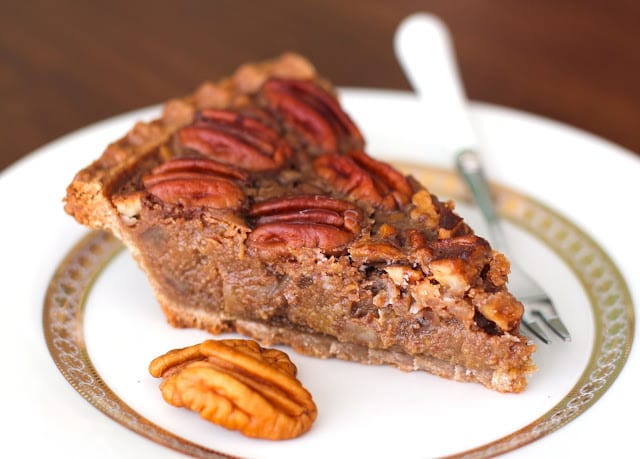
[2,0,640,172]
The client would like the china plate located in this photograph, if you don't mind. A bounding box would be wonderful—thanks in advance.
[0,89,637,458]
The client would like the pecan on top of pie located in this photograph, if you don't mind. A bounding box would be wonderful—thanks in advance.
[65,53,535,393]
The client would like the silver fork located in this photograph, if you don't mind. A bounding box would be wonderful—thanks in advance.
[456,149,571,343]
[394,12,571,343]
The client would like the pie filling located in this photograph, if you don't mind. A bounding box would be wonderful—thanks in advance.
[65,53,536,393]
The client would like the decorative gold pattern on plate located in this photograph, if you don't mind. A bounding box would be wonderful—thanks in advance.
[43,231,229,459]
[44,165,634,459]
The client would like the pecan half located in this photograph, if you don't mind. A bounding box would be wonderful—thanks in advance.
[313,150,413,210]
[149,339,317,440]
[348,240,404,263]
[176,109,292,171]
[261,78,364,153]
[247,194,363,256]
[426,234,491,260]
[142,157,246,209]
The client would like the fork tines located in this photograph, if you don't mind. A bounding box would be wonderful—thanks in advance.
[522,299,571,344]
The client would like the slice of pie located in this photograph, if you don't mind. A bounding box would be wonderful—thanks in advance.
[64,53,535,393]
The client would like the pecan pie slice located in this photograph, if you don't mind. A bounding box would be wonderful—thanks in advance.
[64,53,535,393]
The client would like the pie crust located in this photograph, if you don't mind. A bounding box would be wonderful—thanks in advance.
[64,53,535,393]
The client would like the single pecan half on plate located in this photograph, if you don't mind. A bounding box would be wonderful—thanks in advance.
[313,149,413,210]
[260,78,364,153]
[149,339,317,440]
[142,156,247,209]
[247,194,363,257]
[176,109,292,171]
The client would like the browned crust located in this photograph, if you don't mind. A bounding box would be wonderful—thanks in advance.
[64,52,319,234]
[158,298,531,393]
[63,52,535,394]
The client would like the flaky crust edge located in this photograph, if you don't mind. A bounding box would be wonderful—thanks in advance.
[63,52,320,237]
[62,53,535,394]
[157,296,532,393]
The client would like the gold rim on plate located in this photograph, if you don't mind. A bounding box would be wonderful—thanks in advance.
[43,164,634,459]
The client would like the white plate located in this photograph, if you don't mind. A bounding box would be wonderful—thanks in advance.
[1,89,637,458]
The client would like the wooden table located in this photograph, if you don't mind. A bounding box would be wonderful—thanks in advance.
[2,0,639,172]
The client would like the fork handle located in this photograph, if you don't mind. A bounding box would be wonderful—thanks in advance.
[455,149,510,254]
